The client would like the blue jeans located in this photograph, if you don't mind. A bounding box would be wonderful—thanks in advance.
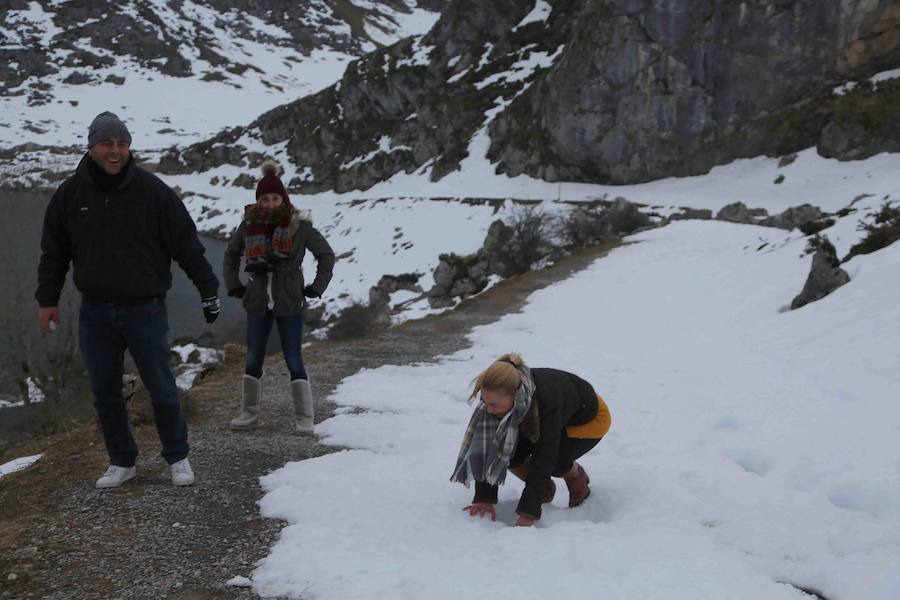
[79,299,188,468]
[245,312,307,381]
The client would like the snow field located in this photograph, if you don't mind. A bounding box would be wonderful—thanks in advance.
[0,454,43,479]
[169,146,900,245]
[253,220,900,599]
[166,146,898,327]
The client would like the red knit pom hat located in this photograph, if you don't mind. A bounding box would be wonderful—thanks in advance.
[256,161,290,203]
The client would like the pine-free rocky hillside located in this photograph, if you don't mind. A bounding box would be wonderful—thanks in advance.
[0,0,447,149]
[160,0,900,191]
[1,0,448,97]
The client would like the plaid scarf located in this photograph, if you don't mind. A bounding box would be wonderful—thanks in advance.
[244,203,294,272]
[450,363,535,487]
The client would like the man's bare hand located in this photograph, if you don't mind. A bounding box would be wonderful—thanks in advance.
[39,307,61,332]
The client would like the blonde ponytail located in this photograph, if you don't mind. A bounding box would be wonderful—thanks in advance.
[469,353,524,402]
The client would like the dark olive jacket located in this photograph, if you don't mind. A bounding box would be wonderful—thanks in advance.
[473,368,599,519]
[36,154,218,306]
[222,208,335,316]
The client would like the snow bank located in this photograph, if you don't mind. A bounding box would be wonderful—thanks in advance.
[0,454,43,478]
[254,220,900,599]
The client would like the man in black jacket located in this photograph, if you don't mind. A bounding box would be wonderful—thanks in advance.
[35,111,220,489]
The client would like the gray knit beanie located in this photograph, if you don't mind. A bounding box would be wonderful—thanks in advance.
[87,112,132,148]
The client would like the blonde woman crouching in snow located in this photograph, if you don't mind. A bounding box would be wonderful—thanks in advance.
[451,353,611,527]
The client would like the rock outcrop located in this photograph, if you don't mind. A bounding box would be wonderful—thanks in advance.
[426,199,648,307]
[427,219,518,307]
[159,0,900,191]
[489,0,900,183]
[670,208,713,221]
[368,273,425,307]
[715,203,769,225]
[763,204,824,231]
[791,249,851,309]
[817,79,900,159]
[714,202,826,231]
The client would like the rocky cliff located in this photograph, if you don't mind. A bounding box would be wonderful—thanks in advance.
[160,0,900,191]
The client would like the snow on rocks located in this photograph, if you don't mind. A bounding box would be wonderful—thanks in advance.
[170,342,224,391]
[514,0,553,30]
[833,67,900,96]
[252,219,900,600]
[225,575,253,588]
[473,44,564,90]
[171,147,900,241]
[0,454,43,479]
[0,378,45,410]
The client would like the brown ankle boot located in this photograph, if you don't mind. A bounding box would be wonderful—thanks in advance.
[509,465,556,504]
[564,463,591,507]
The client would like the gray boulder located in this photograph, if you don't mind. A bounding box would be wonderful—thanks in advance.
[790,250,851,310]
[763,204,824,230]
[602,198,649,235]
[426,292,455,309]
[432,256,460,291]
[715,202,769,224]
[818,109,900,161]
[669,208,713,221]
[450,277,483,298]
[481,220,514,277]
[778,154,799,168]
[369,273,424,306]
[428,253,490,307]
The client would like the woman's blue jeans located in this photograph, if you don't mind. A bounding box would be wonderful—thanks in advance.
[245,312,308,381]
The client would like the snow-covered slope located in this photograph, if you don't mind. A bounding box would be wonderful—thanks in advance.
[0,0,443,150]
[166,147,899,324]
[253,217,900,600]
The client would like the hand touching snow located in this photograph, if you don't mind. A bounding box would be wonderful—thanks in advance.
[463,503,496,521]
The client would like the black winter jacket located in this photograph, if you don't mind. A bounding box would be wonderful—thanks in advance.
[36,154,219,306]
[473,368,599,519]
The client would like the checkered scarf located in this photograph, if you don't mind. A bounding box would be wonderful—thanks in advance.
[243,203,294,272]
[450,363,535,487]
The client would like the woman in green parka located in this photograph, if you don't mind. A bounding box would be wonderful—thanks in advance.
[451,353,611,527]
[223,162,335,433]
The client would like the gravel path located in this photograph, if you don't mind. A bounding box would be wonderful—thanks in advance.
[0,242,617,600]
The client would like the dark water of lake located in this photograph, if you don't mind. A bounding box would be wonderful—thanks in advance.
[1,188,263,371]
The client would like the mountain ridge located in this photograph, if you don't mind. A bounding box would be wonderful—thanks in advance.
[0,0,447,149]
[159,0,900,191]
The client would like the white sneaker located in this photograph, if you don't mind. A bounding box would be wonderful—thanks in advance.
[95,465,136,489]
[171,458,195,486]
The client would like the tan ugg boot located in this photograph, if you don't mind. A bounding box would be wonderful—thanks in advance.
[230,374,262,430]
[292,379,314,434]
[564,463,591,507]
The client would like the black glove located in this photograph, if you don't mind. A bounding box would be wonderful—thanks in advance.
[303,285,321,299]
[201,296,220,324]
[227,285,246,299]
